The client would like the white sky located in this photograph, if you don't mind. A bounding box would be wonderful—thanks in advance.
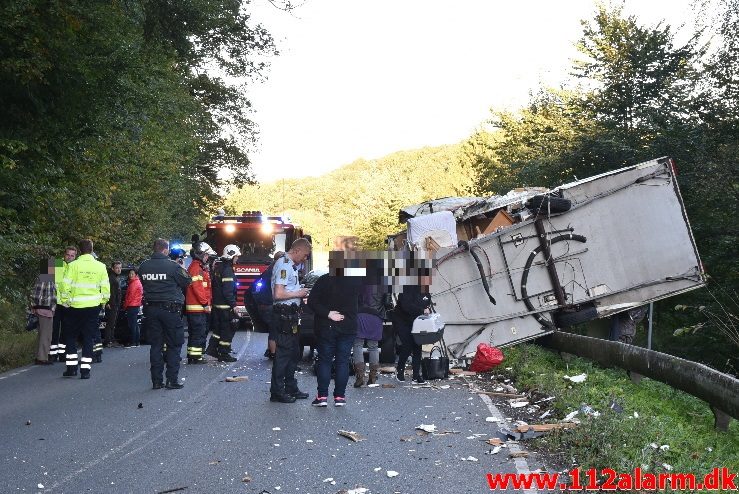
[244,0,698,182]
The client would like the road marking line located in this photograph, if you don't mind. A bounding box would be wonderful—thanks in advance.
[478,392,539,494]
[45,332,253,493]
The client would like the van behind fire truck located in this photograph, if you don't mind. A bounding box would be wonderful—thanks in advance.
[198,210,312,327]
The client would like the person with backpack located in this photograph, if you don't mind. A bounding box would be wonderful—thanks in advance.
[252,251,284,359]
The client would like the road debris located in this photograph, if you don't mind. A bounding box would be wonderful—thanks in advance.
[449,369,477,376]
[156,487,187,494]
[509,400,529,408]
[480,391,525,398]
[486,416,502,423]
[323,478,336,484]
[563,373,587,383]
[539,410,551,419]
[486,438,505,446]
[242,475,252,483]
[272,427,281,431]
[580,404,600,417]
[208,460,220,465]
[26,420,31,426]
[137,403,143,409]
[416,424,436,433]
[400,436,413,442]
[367,384,380,388]
[373,467,382,472]
[563,411,579,422]
[509,451,529,458]
[37,484,44,489]
[379,367,396,374]
[486,446,503,455]
[462,456,479,462]
[338,430,366,442]
[338,488,369,494]
[609,399,624,413]
[381,383,395,388]
[386,470,399,478]
[224,376,248,382]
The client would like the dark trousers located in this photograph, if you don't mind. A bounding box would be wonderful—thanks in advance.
[145,305,184,384]
[258,305,276,341]
[394,316,422,377]
[271,332,300,396]
[51,305,67,360]
[316,327,355,398]
[126,307,140,345]
[186,313,208,358]
[93,311,103,357]
[104,306,119,344]
[64,307,99,375]
[210,308,234,354]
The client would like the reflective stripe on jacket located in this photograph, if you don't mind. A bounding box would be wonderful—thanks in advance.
[58,254,110,308]
[185,260,212,313]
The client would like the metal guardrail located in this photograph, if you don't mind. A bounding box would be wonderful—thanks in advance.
[537,331,739,432]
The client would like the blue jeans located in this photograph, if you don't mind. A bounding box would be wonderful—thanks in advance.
[127,307,140,345]
[316,328,355,398]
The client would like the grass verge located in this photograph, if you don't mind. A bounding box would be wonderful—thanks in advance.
[0,301,36,373]
[500,343,738,487]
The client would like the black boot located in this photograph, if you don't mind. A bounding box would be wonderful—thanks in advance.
[63,367,78,377]
[218,350,237,363]
[166,380,184,389]
[396,362,406,382]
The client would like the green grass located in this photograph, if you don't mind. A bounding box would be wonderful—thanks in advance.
[0,301,37,373]
[501,344,739,488]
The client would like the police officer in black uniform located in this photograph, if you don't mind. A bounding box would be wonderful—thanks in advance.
[138,238,192,389]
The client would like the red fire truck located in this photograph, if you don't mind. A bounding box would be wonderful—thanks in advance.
[198,210,312,327]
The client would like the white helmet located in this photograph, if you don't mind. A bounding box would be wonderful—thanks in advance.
[222,244,241,259]
[196,242,216,256]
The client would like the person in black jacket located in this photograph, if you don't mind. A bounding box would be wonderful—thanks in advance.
[206,244,240,363]
[307,271,363,407]
[393,272,432,383]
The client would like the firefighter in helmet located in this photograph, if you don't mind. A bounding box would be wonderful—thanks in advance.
[185,242,216,364]
[205,244,240,362]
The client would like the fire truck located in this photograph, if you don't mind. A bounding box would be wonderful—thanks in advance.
[197,210,312,327]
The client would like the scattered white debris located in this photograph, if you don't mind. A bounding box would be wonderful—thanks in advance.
[387,470,399,478]
[564,374,587,383]
[347,488,369,494]
[38,484,44,489]
[373,467,382,472]
[367,384,380,388]
[707,447,713,452]
[660,445,669,451]
[662,463,673,471]
[462,456,479,462]
[306,440,313,443]
[509,401,529,408]
[505,367,513,370]
[485,416,502,423]
[650,443,659,449]
[535,396,555,404]
[275,487,281,491]
[634,412,640,418]
[564,411,579,422]
[539,410,552,420]
[439,385,450,389]
[490,446,502,455]
[273,444,280,447]
[416,424,437,433]
[322,478,334,483]
[272,427,281,431]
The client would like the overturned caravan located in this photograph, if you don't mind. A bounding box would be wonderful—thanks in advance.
[394,157,705,358]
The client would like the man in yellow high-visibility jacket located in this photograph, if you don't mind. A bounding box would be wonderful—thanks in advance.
[58,239,110,379]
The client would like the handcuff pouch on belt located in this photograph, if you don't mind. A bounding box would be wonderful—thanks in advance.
[273,303,300,334]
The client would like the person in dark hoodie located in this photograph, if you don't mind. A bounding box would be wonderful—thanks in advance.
[353,266,389,387]
[393,270,432,384]
[307,254,364,407]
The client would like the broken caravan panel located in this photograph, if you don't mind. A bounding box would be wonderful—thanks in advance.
[393,157,705,358]
[203,211,312,322]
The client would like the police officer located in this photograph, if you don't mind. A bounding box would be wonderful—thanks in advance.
[138,238,191,389]
[270,238,312,403]
[206,244,240,362]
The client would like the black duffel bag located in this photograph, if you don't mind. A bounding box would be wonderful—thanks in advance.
[421,342,449,380]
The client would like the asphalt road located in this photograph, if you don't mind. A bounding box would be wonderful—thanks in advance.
[0,332,536,494]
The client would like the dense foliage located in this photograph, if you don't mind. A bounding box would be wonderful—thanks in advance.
[0,0,274,303]
[467,4,738,372]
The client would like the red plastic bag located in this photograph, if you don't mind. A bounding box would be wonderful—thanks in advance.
[469,343,504,372]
